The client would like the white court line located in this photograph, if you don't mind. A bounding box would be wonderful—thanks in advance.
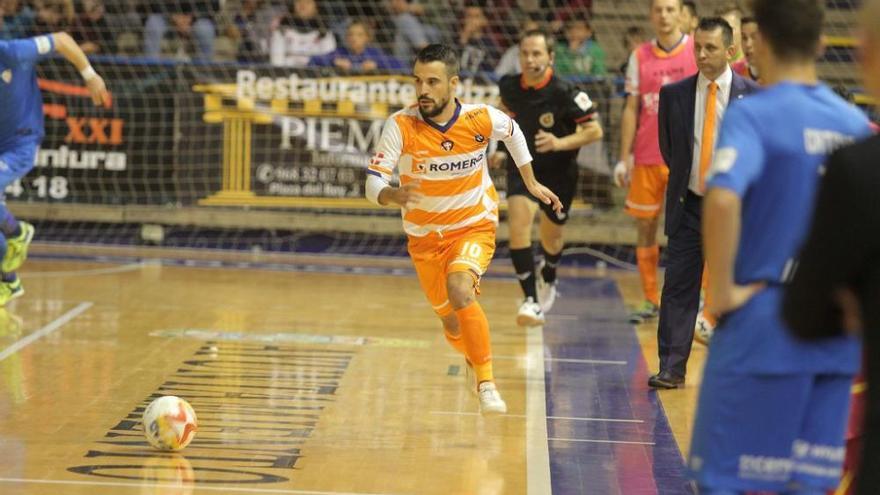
[489,355,628,365]
[548,438,656,446]
[526,325,551,495]
[429,411,643,423]
[0,478,390,495]
[546,357,627,365]
[27,262,146,278]
[0,302,92,363]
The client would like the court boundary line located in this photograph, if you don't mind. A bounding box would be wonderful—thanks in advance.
[27,262,146,278]
[490,354,628,365]
[0,478,390,495]
[429,411,643,423]
[526,324,552,495]
[0,301,92,362]
[548,437,656,446]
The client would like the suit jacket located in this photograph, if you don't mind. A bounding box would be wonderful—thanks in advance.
[782,134,880,495]
[658,71,760,237]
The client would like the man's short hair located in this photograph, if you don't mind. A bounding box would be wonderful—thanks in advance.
[697,17,734,46]
[683,0,697,17]
[415,44,460,77]
[715,1,744,17]
[649,0,684,9]
[751,0,824,61]
[521,28,555,55]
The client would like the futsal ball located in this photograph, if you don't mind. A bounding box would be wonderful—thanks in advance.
[142,396,198,451]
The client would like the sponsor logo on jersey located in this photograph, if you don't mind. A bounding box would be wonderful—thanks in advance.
[1,70,11,84]
[474,134,485,143]
[574,91,593,112]
[539,112,555,128]
[441,139,454,151]
[424,153,484,173]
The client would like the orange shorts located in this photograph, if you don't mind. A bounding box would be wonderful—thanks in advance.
[407,221,496,317]
[625,164,669,219]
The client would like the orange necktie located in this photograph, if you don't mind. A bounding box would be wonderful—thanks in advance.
[699,81,718,192]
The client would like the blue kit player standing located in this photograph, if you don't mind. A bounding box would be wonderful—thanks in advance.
[690,0,872,493]
[0,32,108,304]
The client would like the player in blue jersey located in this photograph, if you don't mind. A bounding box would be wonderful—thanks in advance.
[0,32,107,305]
[688,0,872,493]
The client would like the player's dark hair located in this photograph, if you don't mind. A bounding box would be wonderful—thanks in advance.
[414,44,460,78]
[741,16,756,26]
[521,28,556,55]
[715,1,744,17]
[751,0,823,61]
[697,17,734,46]
[649,0,683,9]
[683,0,697,17]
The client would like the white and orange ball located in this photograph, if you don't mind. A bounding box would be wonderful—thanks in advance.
[142,396,198,451]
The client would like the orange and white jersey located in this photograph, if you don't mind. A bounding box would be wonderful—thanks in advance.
[365,100,532,237]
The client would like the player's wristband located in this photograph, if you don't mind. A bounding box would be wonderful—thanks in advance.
[80,65,97,81]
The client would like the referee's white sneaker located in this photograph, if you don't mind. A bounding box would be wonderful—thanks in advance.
[478,381,507,415]
[537,278,558,313]
[516,297,545,326]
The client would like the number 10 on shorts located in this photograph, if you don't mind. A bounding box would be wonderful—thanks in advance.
[460,241,483,259]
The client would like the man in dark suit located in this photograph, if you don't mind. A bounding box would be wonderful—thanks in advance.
[783,2,880,492]
[648,17,760,388]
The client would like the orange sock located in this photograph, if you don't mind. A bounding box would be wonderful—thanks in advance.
[455,301,494,383]
[444,328,467,356]
[700,265,717,326]
[636,245,660,306]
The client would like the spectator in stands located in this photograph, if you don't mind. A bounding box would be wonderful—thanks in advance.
[143,1,219,61]
[457,3,500,73]
[29,0,73,36]
[527,0,592,32]
[0,0,35,39]
[619,25,645,75]
[554,14,606,76]
[494,17,541,77]
[270,0,336,68]
[229,0,279,63]
[681,1,698,35]
[309,19,403,71]
[387,0,440,63]
[269,0,336,67]
[71,0,115,54]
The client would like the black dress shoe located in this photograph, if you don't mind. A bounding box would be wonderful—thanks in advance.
[648,370,685,389]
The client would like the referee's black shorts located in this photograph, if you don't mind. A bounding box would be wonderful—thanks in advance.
[506,165,577,225]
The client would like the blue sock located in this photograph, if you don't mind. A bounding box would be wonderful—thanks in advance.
[0,234,9,281]
[0,207,19,238]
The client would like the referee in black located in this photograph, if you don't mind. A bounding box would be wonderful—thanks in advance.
[492,28,604,326]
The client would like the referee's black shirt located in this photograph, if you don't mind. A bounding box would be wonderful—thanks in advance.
[498,69,598,180]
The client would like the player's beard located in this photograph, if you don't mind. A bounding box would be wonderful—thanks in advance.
[418,94,450,119]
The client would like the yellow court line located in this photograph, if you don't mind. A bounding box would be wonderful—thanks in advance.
[824,35,858,48]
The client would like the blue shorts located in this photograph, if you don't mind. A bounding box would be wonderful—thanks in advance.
[0,141,38,192]
[689,370,852,492]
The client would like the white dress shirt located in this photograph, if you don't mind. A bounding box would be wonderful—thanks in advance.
[690,66,733,195]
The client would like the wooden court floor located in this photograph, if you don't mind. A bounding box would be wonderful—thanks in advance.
[0,256,699,495]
